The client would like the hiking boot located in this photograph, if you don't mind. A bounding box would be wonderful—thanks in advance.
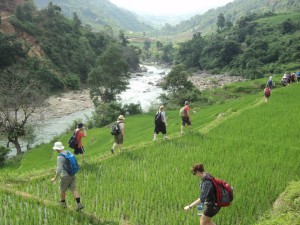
[76,203,84,211]
[111,148,114,154]
[60,201,67,208]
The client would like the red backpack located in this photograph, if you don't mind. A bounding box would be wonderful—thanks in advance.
[205,175,234,207]
[265,87,271,97]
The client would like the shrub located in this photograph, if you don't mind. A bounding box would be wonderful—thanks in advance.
[92,102,125,127]
[0,146,11,167]
[123,103,142,115]
[64,73,80,90]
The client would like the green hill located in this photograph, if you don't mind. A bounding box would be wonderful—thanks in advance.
[1,82,299,224]
[161,0,300,35]
[33,0,154,32]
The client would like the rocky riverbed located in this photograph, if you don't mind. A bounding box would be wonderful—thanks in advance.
[31,71,245,122]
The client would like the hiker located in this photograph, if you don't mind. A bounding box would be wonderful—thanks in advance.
[74,123,87,162]
[50,142,84,211]
[180,101,192,134]
[267,76,273,89]
[184,163,221,225]
[264,85,271,102]
[290,73,296,83]
[281,74,288,86]
[153,105,168,141]
[111,115,125,154]
[296,68,300,82]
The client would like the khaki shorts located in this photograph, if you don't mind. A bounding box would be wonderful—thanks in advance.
[114,134,123,144]
[60,176,76,192]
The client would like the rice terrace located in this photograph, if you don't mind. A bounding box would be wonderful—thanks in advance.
[0,82,299,225]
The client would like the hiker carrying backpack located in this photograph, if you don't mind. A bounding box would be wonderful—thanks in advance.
[154,111,163,125]
[203,174,233,207]
[59,151,79,176]
[68,131,78,149]
[264,87,271,97]
[153,105,168,141]
[111,122,121,135]
[184,163,233,222]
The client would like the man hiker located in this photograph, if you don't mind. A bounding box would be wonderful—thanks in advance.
[51,141,84,211]
[153,105,168,141]
[111,115,125,154]
[180,101,192,134]
[267,76,273,89]
[74,123,87,162]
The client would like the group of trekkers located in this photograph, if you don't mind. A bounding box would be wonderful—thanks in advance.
[280,69,300,86]
[264,68,300,102]
[50,101,195,214]
[50,68,300,223]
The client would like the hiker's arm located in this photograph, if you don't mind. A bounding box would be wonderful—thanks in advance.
[82,127,87,137]
[200,180,212,203]
[51,157,63,183]
[184,198,201,211]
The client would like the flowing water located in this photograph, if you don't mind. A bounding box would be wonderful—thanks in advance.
[2,64,170,156]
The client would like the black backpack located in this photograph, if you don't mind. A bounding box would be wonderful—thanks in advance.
[111,122,121,135]
[154,112,163,125]
[68,131,78,149]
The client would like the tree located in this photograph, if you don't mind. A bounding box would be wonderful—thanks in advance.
[0,66,48,155]
[88,43,130,105]
[162,64,193,95]
[156,41,163,50]
[0,33,26,68]
[217,13,225,31]
[118,30,129,47]
[144,39,151,51]
[73,12,82,31]
[161,42,173,63]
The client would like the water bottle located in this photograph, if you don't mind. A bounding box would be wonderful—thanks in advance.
[197,203,203,216]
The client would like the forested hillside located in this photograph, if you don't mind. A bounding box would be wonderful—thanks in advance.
[1,1,140,91]
[174,12,300,79]
[33,0,153,33]
[161,0,300,35]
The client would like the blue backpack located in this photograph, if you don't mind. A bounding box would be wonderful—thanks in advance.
[268,79,273,88]
[59,151,79,176]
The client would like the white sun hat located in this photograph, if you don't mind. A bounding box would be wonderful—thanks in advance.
[52,142,64,150]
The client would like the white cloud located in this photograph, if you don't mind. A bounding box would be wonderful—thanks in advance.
[109,0,234,15]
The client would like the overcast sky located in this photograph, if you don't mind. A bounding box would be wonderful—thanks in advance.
[109,0,234,15]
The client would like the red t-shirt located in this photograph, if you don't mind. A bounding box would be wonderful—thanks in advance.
[76,131,85,148]
[184,105,190,117]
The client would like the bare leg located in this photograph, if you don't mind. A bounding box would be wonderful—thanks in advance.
[61,191,66,201]
[153,133,157,140]
[72,190,80,199]
[200,215,216,225]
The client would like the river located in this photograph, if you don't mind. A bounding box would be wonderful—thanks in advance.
[3,64,170,156]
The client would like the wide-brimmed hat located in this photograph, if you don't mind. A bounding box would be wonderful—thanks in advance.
[52,142,64,150]
[118,115,125,120]
[159,105,164,109]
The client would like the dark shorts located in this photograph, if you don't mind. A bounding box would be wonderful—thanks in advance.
[114,134,123,144]
[181,117,191,126]
[203,203,221,218]
[154,123,166,134]
[60,175,76,192]
[74,146,85,155]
